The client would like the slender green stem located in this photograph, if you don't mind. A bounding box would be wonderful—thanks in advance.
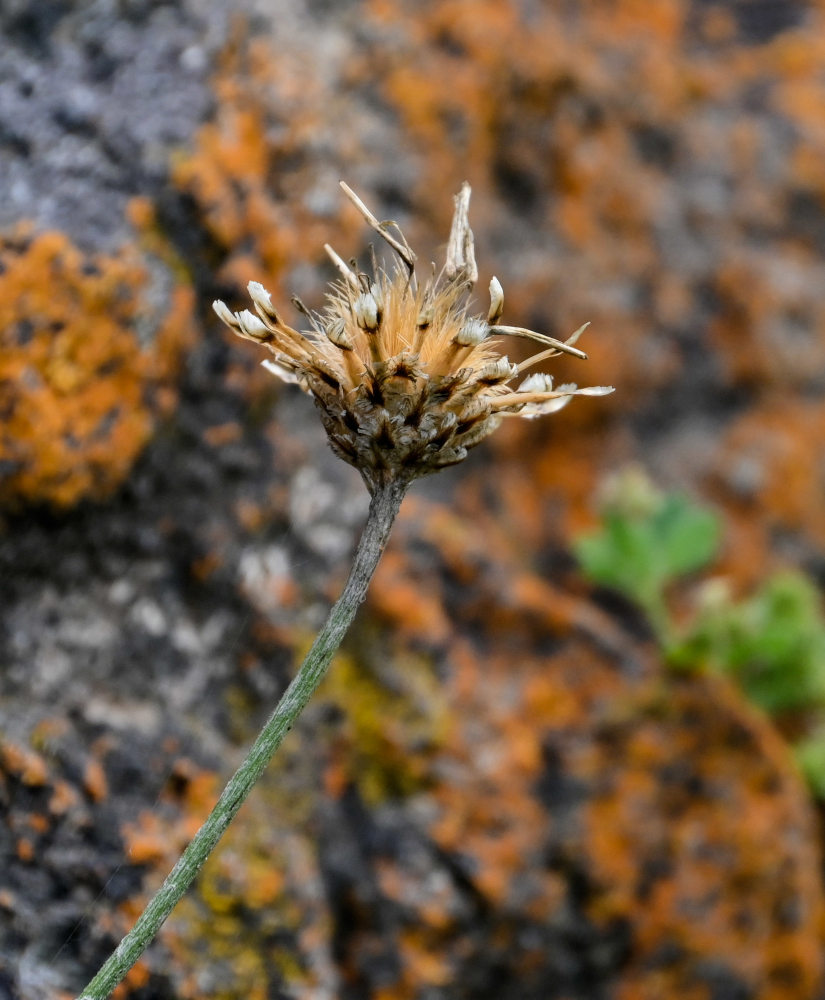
[77,478,408,1000]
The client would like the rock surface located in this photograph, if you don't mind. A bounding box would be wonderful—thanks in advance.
[2,1,825,999]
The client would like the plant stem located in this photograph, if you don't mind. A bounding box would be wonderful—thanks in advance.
[76,478,408,1000]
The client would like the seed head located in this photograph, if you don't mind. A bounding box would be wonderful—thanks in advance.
[214,183,613,493]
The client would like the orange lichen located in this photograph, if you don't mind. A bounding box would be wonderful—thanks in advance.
[123,812,172,867]
[585,677,824,1000]
[0,229,194,508]
[15,838,34,863]
[370,551,451,645]
[1,741,49,787]
[710,398,825,583]
[111,960,150,1000]
[202,421,243,448]
[709,248,825,389]
[83,758,109,803]
[48,779,80,816]
[120,764,220,873]
[172,31,356,304]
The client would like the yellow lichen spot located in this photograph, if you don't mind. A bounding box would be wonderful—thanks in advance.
[320,650,448,805]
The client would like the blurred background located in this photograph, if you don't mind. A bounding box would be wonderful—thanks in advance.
[3,0,825,997]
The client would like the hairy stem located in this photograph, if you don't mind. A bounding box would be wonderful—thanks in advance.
[76,478,408,1000]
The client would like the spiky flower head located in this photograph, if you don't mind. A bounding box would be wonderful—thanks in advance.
[214,183,613,494]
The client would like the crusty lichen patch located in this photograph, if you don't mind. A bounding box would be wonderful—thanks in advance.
[0,228,194,508]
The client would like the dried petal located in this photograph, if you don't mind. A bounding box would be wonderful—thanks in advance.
[237,309,271,341]
[516,396,574,418]
[454,318,489,347]
[213,299,239,329]
[325,317,354,350]
[248,281,280,323]
[354,291,380,332]
[476,357,518,383]
[417,304,434,328]
[445,182,478,285]
[487,276,504,324]
[261,359,301,385]
[518,372,554,393]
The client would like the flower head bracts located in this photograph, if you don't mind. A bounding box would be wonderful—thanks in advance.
[214,183,613,493]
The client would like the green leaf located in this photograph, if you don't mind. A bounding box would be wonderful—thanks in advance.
[574,479,721,633]
[683,572,825,714]
[795,732,825,800]
[654,495,720,580]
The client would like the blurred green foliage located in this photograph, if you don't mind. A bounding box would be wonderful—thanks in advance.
[674,573,825,713]
[574,468,719,635]
[574,467,825,797]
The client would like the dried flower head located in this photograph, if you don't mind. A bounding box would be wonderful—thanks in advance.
[214,183,613,493]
